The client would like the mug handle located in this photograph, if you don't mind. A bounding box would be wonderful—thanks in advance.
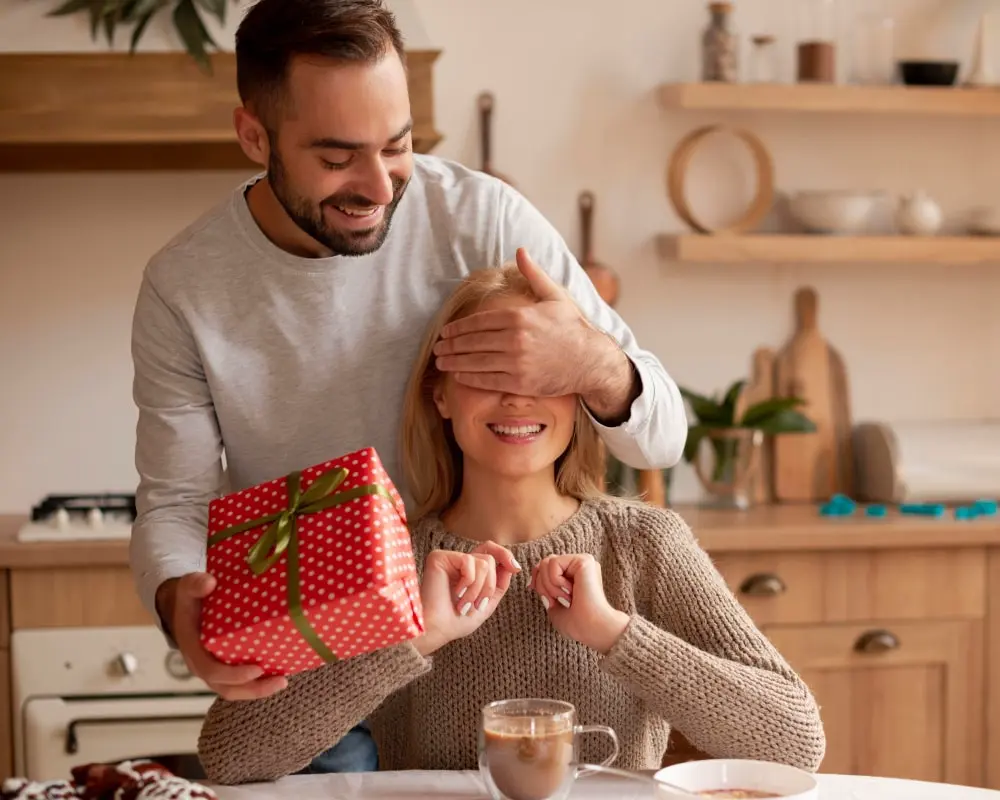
[572,724,620,778]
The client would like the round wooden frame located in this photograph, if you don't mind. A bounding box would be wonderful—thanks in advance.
[666,124,775,235]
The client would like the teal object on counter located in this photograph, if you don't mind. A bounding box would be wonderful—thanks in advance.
[865,504,887,517]
[900,503,946,518]
[953,499,999,520]
[974,499,998,516]
[820,494,857,517]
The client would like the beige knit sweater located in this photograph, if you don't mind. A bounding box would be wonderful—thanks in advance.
[198,497,826,784]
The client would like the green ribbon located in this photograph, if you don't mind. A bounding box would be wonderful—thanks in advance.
[208,466,393,664]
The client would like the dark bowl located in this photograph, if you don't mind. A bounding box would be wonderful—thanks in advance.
[898,60,959,86]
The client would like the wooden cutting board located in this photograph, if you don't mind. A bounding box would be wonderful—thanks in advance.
[773,287,847,503]
[734,347,776,504]
[829,342,855,496]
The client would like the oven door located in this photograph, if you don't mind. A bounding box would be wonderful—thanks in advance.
[22,694,215,781]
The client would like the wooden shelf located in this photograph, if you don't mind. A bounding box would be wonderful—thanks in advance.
[659,82,1000,117]
[658,234,1000,265]
[0,51,443,171]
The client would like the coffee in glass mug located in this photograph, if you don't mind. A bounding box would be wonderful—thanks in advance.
[479,699,619,800]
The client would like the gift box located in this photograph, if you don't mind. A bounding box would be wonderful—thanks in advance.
[200,447,424,676]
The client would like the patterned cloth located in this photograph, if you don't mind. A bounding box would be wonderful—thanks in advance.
[1,760,216,800]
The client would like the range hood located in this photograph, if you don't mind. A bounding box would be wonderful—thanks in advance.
[0,50,443,171]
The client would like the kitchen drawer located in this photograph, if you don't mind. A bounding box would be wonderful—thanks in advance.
[763,619,983,785]
[9,567,151,630]
[712,547,986,625]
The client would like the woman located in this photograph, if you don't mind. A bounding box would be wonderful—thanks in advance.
[197,265,826,784]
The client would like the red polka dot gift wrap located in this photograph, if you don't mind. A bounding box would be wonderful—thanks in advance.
[199,447,425,676]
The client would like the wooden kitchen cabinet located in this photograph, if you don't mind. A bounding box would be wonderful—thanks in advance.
[9,567,151,629]
[711,545,989,786]
[767,619,983,785]
[0,652,10,780]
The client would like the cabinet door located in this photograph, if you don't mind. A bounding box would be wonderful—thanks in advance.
[0,652,9,779]
[766,620,984,787]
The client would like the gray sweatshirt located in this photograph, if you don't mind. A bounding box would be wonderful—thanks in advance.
[129,154,687,622]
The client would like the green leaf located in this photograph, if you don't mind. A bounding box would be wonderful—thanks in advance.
[122,0,164,21]
[739,396,805,427]
[194,0,227,23]
[679,386,730,425]
[88,0,104,39]
[754,408,816,435]
[46,0,95,17]
[683,423,728,464]
[721,379,745,420]
[101,0,121,46]
[129,7,157,51]
[173,0,215,71]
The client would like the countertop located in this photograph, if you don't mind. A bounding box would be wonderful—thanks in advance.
[0,502,998,569]
[678,503,1000,552]
[207,769,1000,799]
[0,514,130,568]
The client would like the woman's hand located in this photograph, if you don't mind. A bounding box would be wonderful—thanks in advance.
[530,554,630,654]
[413,542,520,656]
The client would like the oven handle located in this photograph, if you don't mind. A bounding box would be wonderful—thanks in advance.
[65,714,207,754]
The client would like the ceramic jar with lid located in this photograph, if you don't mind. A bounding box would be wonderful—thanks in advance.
[702,2,738,82]
[896,190,943,235]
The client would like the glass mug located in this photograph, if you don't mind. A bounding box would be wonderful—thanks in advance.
[478,699,620,800]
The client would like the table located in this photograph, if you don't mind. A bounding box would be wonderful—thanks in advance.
[208,769,1000,799]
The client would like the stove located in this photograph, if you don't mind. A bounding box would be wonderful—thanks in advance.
[17,493,136,542]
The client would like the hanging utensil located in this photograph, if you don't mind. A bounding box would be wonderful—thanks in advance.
[578,190,621,307]
[478,91,513,186]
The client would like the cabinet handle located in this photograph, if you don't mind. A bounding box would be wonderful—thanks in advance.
[739,573,786,597]
[854,629,900,654]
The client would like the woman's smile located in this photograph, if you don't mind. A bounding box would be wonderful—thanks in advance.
[486,419,548,444]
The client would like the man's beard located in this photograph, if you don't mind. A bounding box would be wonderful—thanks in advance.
[267,151,409,257]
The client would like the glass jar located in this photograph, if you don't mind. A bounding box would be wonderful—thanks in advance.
[796,0,838,82]
[749,35,778,83]
[702,1,738,83]
[851,13,895,84]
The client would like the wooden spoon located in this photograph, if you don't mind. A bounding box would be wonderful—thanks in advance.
[578,190,621,307]
[478,91,513,186]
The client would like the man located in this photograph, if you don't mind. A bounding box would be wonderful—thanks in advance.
[129,0,687,776]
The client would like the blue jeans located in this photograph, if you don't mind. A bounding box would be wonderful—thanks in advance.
[299,721,379,774]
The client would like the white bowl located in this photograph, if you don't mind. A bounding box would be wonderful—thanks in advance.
[653,758,819,800]
[788,190,876,235]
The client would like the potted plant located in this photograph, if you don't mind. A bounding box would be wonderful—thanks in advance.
[680,380,815,509]
[42,0,235,70]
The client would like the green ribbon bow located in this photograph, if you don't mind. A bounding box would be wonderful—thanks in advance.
[208,466,393,664]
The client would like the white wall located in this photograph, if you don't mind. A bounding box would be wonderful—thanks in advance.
[1,0,999,510]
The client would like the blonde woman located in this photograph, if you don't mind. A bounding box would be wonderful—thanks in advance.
[197,263,826,785]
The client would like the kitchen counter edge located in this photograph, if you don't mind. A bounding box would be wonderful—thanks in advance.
[1,504,998,568]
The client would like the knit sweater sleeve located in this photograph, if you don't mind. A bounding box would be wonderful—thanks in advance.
[599,506,826,771]
[197,643,430,784]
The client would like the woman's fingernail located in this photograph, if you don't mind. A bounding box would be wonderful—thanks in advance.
[561,586,571,595]
[557,596,571,609]
[511,557,522,570]
[457,586,468,599]
[477,597,490,612]
[460,602,473,616]
[541,596,551,610]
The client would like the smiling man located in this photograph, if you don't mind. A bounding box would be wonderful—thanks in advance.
[129,0,688,779]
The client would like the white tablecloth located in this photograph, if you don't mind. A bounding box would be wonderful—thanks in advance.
[208,769,1000,800]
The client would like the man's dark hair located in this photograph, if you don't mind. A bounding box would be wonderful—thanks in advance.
[235,0,406,124]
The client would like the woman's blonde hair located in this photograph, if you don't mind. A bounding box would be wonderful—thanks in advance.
[400,264,604,520]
